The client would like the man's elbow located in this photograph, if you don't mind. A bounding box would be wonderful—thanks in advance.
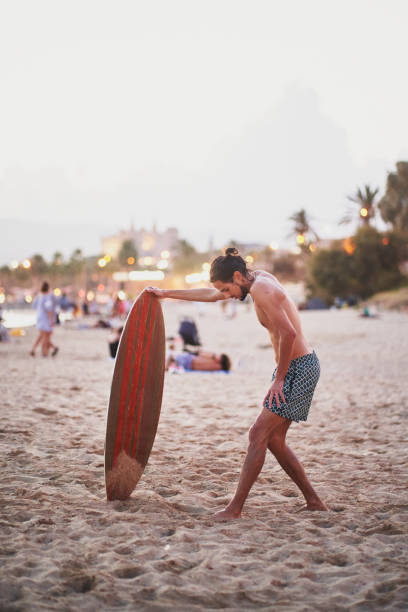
[211,293,224,303]
[282,328,297,342]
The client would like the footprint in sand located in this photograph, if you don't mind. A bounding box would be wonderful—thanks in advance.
[376,580,398,594]
[156,487,179,498]
[114,546,133,555]
[362,522,403,536]
[173,502,206,515]
[33,407,57,416]
[14,512,32,523]
[281,488,299,498]
[114,566,145,579]
[160,528,176,537]
[63,574,95,593]
[313,519,335,528]
[327,554,349,567]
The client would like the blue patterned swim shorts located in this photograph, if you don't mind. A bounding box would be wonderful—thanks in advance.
[175,352,194,371]
[263,351,320,422]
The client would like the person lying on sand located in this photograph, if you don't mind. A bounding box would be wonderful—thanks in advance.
[147,247,327,519]
[166,350,231,372]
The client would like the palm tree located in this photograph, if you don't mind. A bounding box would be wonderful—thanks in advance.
[378,161,408,232]
[118,240,138,267]
[341,185,379,227]
[288,209,319,252]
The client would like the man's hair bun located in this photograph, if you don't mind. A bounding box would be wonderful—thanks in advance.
[210,246,249,282]
[225,247,239,256]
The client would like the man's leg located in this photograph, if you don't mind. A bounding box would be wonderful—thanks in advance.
[268,420,327,510]
[214,408,287,520]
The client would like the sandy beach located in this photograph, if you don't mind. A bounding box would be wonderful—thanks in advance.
[1,301,407,611]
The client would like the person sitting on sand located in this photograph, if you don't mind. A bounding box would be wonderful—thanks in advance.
[108,326,123,359]
[0,315,10,343]
[147,247,327,519]
[166,350,231,372]
[359,303,379,318]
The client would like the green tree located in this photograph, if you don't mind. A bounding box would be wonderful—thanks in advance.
[341,184,379,227]
[31,254,48,277]
[259,246,275,272]
[288,209,319,252]
[177,239,197,258]
[0,265,12,292]
[351,226,402,298]
[172,239,205,275]
[49,251,65,284]
[52,251,64,266]
[307,226,403,302]
[378,161,408,232]
[226,239,240,250]
[273,254,298,281]
[67,249,85,285]
[307,248,354,303]
[118,240,138,267]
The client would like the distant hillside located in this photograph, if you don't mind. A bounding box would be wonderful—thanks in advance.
[369,288,408,311]
[0,219,113,265]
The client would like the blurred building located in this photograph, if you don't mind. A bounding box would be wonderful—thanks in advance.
[101,224,179,265]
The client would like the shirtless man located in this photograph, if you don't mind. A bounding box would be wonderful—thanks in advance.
[166,350,231,372]
[147,247,327,519]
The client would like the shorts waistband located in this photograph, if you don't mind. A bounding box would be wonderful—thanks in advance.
[289,350,317,364]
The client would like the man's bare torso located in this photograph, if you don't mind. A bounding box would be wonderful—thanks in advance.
[250,270,310,363]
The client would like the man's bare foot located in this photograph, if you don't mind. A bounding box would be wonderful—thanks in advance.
[213,508,241,521]
[298,500,329,512]
[29,350,35,357]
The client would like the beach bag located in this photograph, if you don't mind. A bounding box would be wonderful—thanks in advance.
[178,318,201,347]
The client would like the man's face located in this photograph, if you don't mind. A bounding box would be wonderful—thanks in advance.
[213,277,248,301]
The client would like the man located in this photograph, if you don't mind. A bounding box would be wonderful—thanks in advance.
[147,247,327,519]
[166,350,231,372]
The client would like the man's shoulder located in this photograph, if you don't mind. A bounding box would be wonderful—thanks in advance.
[251,274,285,303]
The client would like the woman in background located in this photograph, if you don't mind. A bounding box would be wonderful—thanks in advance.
[30,282,58,357]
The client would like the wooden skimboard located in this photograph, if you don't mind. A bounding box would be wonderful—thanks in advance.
[104,290,165,501]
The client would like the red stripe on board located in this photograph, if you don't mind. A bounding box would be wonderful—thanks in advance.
[125,299,156,456]
[112,302,140,461]
[123,297,153,454]
[113,295,149,460]
[130,299,157,457]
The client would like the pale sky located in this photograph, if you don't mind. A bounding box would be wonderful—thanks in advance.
[1,0,407,262]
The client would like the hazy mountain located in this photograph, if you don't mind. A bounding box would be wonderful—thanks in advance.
[0,218,113,265]
[0,86,392,260]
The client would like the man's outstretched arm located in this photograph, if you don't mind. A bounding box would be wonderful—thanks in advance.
[146,286,226,302]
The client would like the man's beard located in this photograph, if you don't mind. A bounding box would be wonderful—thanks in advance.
[235,283,249,301]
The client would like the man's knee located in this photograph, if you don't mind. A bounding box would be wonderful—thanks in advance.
[268,431,286,454]
[248,424,269,450]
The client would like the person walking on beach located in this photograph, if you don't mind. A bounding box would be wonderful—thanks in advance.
[147,248,327,519]
[30,282,59,357]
